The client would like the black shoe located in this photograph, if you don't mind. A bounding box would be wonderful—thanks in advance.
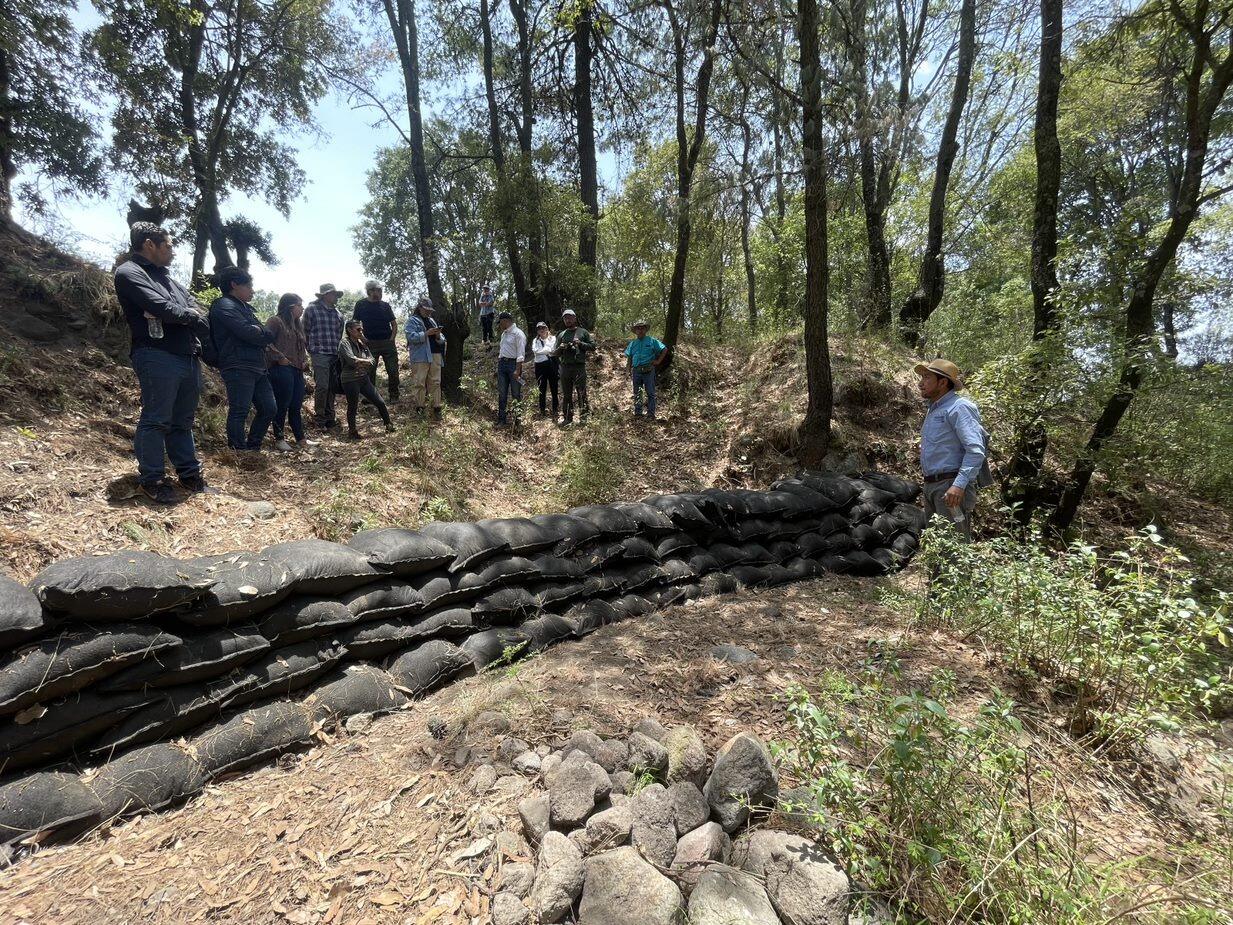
[140,481,178,505]
[432,407,443,420]
[178,474,209,494]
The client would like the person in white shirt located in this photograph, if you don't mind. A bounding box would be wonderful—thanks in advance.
[495,311,526,426]
[531,321,559,419]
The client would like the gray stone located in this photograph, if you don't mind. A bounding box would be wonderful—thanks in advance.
[475,811,502,833]
[518,793,550,846]
[496,829,531,861]
[733,829,850,925]
[453,745,472,766]
[569,827,593,855]
[666,782,709,835]
[495,775,530,798]
[491,891,529,925]
[541,753,563,777]
[626,731,669,776]
[687,864,779,924]
[471,764,499,794]
[629,786,678,868]
[709,643,759,664]
[610,770,635,795]
[584,804,633,852]
[512,750,542,775]
[529,831,584,923]
[633,717,669,744]
[594,738,629,773]
[7,311,61,342]
[343,712,372,733]
[777,784,827,831]
[550,762,601,828]
[703,732,779,832]
[672,822,731,895]
[566,729,606,762]
[609,792,630,807]
[248,500,278,520]
[500,861,536,898]
[664,725,708,787]
[475,710,512,734]
[577,847,683,925]
[536,744,552,757]
[551,708,574,728]
[499,737,531,762]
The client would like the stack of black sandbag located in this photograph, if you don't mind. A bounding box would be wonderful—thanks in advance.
[0,470,924,848]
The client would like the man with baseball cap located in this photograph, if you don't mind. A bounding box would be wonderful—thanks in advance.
[915,358,991,541]
[554,308,595,425]
[304,283,346,428]
[623,319,666,419]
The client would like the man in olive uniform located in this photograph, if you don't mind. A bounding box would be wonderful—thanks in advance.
[554,309,595,425]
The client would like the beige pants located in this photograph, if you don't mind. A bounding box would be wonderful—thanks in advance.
[408,355,443,410]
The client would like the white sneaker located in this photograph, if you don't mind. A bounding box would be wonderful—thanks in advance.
[275,439,293,452]
[298,438,320,448]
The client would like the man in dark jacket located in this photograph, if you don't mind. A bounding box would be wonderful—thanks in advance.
[114,222,211,505]
[353,280,399,402]
[210,267,277,452]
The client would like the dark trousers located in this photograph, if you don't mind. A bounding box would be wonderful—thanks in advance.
[480,314,495,343]
[560,364,589,423]
[343,377,391,432]
[269,364,306,442]
[221,367,276,450]
[497,357,523,423]
[536,358,559,415]
[366,338,399,400]
[131,347,202,486]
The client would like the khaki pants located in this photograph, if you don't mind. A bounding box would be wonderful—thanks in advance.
[408,355,443,410]
[922,481,977,542]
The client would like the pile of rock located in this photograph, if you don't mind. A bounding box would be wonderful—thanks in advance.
[479,719,851,925]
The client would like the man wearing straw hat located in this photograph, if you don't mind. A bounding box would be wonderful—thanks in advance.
[915,358,991,541]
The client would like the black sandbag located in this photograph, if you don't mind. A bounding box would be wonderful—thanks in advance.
[658,558,697,584]
[868,512,901,544]
[784,556,823,580]
[0,689,157,771]
[610,501,677,535]
[192,702,314,778]
[869,548,898,573]
[472,586,540,623]
[699,572,740,596]
[341,579,426,620]
[87,743,206,817]
[740,542,778,565]
[388,639,476,696]
[414,569,499,611]
[0,625,179,716]
[767,540,801,563]
[529,552,588,581]
[796,472,861,509]
[851,524,879,550]
[332,607,474,661]
[843,550,886,577]
[529,513,603,554]
[822,532,858,555]
[707,543,753,568]
[643,494,715,534]
[0,772,102,845]
[99,626,270,692]
[259,597,357,647]
[416,521,511,573]
[476,517,561,554]
[655,532,698,558]
[461,628,532,670]
[565,599,618,637]
[265,539,383,595]
[766,516,823,540]
[728,564,775,587]
[31,551,212,620]
[654,585,688,608]
[678,582,704,602]
[226,639,345,709]
[888,502,929,534]
[603,562,662,594]
[0,574,50,648]
[685,549,721,575]
[728,518,778,542]
[818,554,853,574]
[472,555,540,587]
[769,479,841,516]
[182,551,294,626]
[891,532,920,560]
[304,665,408,724]
[616,594,654,618]
[612,536,660,563]
[813,512,853,536]
[732,489,796,519]
[531,580,590,610]
[848,486,900,522]
[696,488,750,520]
[677,492,732,528]
[520,613,576,651]
[761,563,797,586]
[346,527,455,576]
[795,532,830,559]
[92,671,259,757]
[567,504,640,538]
[580,572,623,597]
[859,471,922,503]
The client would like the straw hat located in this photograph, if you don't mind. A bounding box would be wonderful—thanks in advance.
[912,358,964,390]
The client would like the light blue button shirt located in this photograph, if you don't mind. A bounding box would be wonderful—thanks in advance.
[920,390,989,489]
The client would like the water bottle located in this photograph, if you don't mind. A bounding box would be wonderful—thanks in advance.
[146,313,164,339]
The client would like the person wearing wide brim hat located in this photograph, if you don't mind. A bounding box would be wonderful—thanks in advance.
[624,319,667,420]
[915,357,991,541]
[553,308,595,425]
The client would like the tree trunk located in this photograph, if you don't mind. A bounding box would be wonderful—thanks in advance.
[898,0,976,346]
[662,0,723,355]
[1001,0,1064,527]
[0,42,14,221]
[740,113,758,334]
[1161,300,1179,358]
[797,0,832,465]
[509,0,545,323]
[384,0,464,399]
[573,1,599,330]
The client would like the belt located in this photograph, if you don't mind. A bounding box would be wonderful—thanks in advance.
[924,470,960,484]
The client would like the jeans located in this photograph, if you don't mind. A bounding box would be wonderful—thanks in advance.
[560,364,589,423]
[408,354,443,410]
[480,314,495,343]
[536,358,559,415]
[221,367,276,450]
[131,347,202,486]
[632,366,657,416]
[922,481,977,542]
[310,353,337,425]
[497,357,523,423]
[269,363,306,441]
[342,377,391,432]
[366,338,399,400]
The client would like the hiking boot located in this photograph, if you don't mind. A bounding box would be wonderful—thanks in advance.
[274,439,293,452]
[384,423,396,433]
[178,474,209,494]
[348,429,363,440]
[140,480,178,505]
[432,407,443,420]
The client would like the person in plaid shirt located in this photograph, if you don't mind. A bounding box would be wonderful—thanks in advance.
[304,283,346,428]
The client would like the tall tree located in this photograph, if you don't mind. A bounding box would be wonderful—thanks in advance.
[660,0,723,354]
[91,0,334,282]
[797,0,833,464]
[572,0,600,329]
[897,0,978,346]
[0,0,102,221]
